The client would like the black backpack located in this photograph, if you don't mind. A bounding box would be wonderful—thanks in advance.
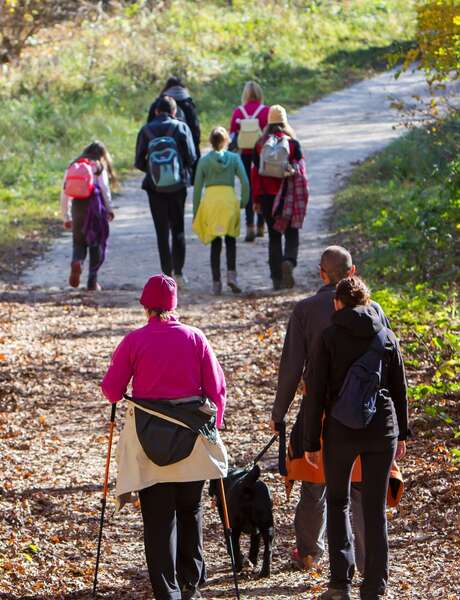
[331,328,388,429]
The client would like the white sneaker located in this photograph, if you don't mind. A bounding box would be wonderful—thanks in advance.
[174,274,188,290]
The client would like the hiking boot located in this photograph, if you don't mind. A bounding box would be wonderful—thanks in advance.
[290,548,320,572]
[174,274,189,290]
[181,584,202,599]
[281,260,295,289]
[227,271,242,294]
[319,588,351,600]
[212,280,223,295]
[244,225,256,242]
[68,261,82,288]
[256,224,265,238]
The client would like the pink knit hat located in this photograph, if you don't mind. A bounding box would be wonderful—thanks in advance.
[140,274,177,311]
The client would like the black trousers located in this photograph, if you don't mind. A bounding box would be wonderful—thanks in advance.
[71,199,101,281]
[147,188,187,276]
[323,426,397,599]
[241,153,263,228]
[261,195,299,282]
[139,481,205,600]
[210,236,236,281]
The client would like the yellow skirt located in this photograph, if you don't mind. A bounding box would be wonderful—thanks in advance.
[193,185,240,245]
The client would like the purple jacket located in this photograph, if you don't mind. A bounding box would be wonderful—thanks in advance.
[101,316,226,428]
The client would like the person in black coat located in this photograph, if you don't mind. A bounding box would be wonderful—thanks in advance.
[304,276,409,600]
[147,76,201,177]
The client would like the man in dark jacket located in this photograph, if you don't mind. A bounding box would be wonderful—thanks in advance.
[270,246,389,572]
[135,96,196,286]
[148,76,201,181]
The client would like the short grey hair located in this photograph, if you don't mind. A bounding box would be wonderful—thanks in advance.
[320,246,353,283]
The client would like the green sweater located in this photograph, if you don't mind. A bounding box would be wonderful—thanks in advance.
[193,150,250,217]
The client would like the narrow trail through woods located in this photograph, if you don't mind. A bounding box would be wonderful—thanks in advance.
[1,71,459,600]
[23,68,430,294]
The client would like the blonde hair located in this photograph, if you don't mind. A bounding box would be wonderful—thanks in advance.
[241,81,263,104]
[209,126,230,150]
[146,308,176,321]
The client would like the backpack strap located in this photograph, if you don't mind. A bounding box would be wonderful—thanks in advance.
[239,105,249,119]
[252,104,265,119]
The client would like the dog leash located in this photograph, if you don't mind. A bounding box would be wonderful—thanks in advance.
[250,423,287,475]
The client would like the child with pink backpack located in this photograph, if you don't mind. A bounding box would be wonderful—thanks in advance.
[61,141,116,290]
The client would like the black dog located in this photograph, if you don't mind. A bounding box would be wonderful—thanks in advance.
[210,464,274,578]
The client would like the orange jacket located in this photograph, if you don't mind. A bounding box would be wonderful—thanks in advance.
[285,444,404,508]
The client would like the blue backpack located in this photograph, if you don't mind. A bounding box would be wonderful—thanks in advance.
[148,123,184,192]
[331,328,388,429]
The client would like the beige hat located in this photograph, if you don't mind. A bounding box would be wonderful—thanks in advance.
[268,104,288,125]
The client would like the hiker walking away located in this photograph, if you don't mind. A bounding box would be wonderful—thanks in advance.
[148,76,201,181]
[305,276,409,600]
[101,274,228,600]
[135,96,196,288]
[270,246,390,574]
[252,105,309,290]
[229,81,269,242]
[193,127,249,295]
[61,141,116,291]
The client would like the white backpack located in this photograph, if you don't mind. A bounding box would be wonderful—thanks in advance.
[237,105,264,149]
[258,134,290,178]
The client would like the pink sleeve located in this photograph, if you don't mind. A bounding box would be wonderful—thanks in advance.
[259,105,269,130]
[200,337,226,428]
[101,336,134,403]
[229,107,241,134]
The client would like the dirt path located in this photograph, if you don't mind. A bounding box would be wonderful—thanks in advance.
[23,69,430,294]
[2,70,459,600]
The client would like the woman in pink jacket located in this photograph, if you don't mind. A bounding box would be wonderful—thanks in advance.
[230,81,269,242]
[101,274,227,600]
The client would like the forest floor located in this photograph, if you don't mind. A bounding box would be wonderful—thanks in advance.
[1,67,459,598]
[0,291,459,599]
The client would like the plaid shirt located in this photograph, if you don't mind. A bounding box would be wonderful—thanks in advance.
[272,159,309,232]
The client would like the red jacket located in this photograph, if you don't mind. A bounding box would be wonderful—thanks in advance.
[229,101,269,156]
[251,133,303,204]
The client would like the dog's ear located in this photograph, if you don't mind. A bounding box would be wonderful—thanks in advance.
[244,464,261,485]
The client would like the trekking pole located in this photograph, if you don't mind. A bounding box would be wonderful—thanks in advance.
[93,403,117,598]
[218,479,241,600]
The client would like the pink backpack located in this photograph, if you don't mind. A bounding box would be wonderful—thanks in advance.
[64,159,96,199]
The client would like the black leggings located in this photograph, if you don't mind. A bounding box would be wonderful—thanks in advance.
[323,426,397,598]
[241,153,264,228]
[210,236,236,281]
[139,481,205,600]
[261,195,299,281]
[147,188,186,276]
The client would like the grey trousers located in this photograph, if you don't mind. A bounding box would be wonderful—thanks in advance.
[294,482,365,573]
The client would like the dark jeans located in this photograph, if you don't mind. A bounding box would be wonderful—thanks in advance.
[71,199,101,280]
[147,188,187,276]
[139,481,205,600]
[261,195,299,281]
[210,236,236,281]
[323,426,397,598]
[241,153,263,228]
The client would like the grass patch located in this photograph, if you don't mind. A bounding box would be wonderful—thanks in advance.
[334,116,460,458]
[0,0,416,276]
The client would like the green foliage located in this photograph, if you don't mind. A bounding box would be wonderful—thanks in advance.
[334,116,460,458]
[0,0,416,256]
[335,118,460,285]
